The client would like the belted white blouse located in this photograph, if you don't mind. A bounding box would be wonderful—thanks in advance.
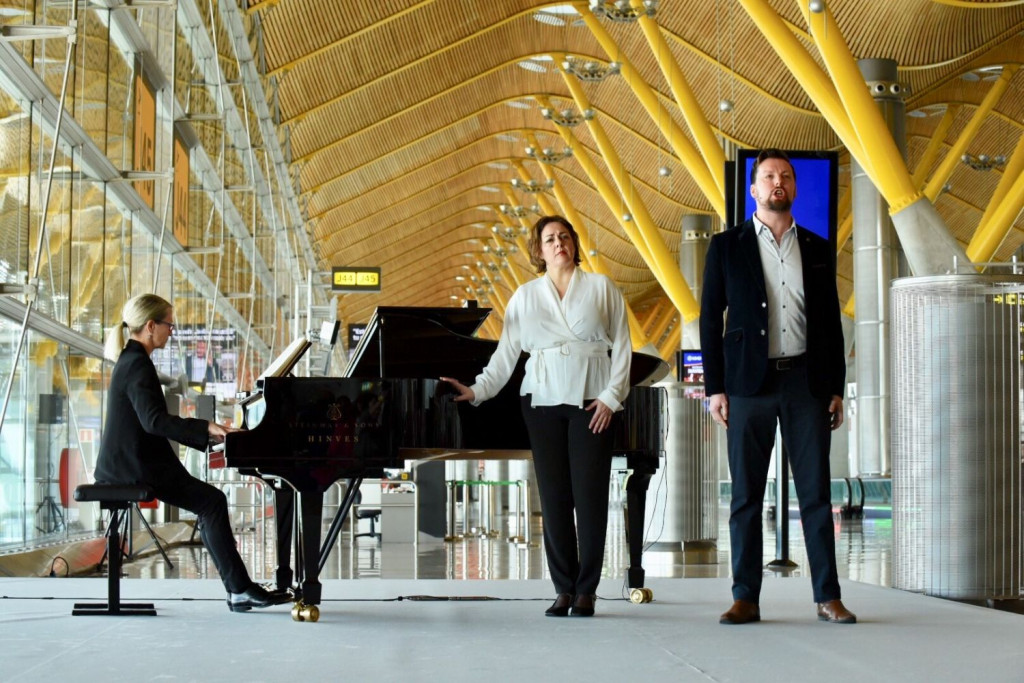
[469,268,631,411]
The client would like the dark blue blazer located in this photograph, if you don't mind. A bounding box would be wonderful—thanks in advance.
[699,220,845,399]
[95,340,210,485]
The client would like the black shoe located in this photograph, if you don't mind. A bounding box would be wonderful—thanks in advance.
[570,594,596,617]
[226,584,290,612]
[545,593,573,617]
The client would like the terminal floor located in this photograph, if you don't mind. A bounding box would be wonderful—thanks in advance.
[4,504,1023,682]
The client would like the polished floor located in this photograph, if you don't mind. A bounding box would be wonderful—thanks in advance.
[114,482,894,603]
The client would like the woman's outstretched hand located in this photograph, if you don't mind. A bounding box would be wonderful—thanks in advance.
[440,377,475,403]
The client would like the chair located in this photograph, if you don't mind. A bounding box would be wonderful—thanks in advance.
[72,483,159,616]
[352,487,381,542]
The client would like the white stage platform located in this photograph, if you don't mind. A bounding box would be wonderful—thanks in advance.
[3,576,1023,682]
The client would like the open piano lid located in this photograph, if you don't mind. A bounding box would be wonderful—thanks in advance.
[343,305,669,386]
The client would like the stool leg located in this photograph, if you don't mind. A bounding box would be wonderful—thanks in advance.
[73,505,157,616]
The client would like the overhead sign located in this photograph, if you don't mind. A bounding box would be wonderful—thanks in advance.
[332,266,381,293]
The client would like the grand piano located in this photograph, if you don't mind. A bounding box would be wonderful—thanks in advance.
[213,306,667,620]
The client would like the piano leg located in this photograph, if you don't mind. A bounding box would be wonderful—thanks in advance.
[318,477,361,574]
[624,468,655,604]
[274,486,294,591]
[296,492,325,607]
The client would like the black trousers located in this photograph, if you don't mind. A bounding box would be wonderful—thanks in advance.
[150,464,252,594]
[521,397,614,596]
[726,364,841,604]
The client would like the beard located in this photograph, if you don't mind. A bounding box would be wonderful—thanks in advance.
[766,196,792,212]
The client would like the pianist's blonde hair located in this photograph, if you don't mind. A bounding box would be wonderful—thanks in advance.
[103,293,173,361]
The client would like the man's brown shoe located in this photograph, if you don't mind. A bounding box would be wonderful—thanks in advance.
[719,599,760,624]
[817,599,857,624]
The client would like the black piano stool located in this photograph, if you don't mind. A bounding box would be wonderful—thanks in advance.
[72,483,158,617]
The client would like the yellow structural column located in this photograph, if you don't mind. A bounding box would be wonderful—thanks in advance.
[574,13,726,219]
[508,159,596,274]
[799,0,922,213]
[551,66,701,322]
[642,299,668,336]
[519,144,650,347]
[658,323,682,362]
[633,3,726,198]
[966,131,1024,263]
[489,234,524,289]
[736,0,870,180]
[910,105,959,188]
[649,303,676,346]
[535,98,661,279]
[923,66,1019,203]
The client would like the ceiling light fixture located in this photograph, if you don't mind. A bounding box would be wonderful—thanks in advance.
[561,55,620,82]
[511,177,555,193]
[589,0,658,22]
[961,153,1006,171]
[525,145,573,164]
[539,106,595,127]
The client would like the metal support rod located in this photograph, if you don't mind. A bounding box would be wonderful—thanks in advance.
[0,11,78,435]
[767,436,797,570]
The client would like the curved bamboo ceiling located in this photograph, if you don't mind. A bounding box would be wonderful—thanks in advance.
[250,0,1024,330]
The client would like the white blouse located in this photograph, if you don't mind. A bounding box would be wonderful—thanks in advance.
[470,269,631,411]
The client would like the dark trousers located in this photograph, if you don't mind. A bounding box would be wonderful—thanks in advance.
[726,365,840,604]
[151,466,252,594]
[521,397,614,596]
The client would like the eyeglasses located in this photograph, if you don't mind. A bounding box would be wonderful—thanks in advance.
[154,320,176,332]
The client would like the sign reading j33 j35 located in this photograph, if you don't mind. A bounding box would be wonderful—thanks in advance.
[332,267,382,293]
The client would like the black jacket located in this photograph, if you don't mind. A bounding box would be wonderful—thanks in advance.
[94,340,209,485]
[699,220,845,399]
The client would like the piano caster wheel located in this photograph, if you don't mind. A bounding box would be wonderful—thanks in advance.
[291,602,320,622]
[629,588,654,604]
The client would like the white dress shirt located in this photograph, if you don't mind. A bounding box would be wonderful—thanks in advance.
[753,214,807,358]
[470,268,631,411]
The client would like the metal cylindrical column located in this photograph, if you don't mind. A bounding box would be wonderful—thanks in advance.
[891,274,1021,599]
[679,215,712,349]
[852,58,907,477]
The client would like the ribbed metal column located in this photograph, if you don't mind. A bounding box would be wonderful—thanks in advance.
[679,215,712,349]
[891,274,1021,599]
[852,58,906,477]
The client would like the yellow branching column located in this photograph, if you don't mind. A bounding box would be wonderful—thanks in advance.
[577,7,726,220]
[923,67,1018,203]
[910,105,959,188]
[520,136,650,347]
[546,69,701,322]
[739,0,968,276]
[966,131,1024,264]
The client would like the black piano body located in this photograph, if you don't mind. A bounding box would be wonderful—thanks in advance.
[215,306,667,609]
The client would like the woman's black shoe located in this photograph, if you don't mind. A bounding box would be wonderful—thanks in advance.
[570,594,596,617]
[545,593,574,617]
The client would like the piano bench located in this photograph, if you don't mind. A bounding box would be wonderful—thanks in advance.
[72,484,158,617]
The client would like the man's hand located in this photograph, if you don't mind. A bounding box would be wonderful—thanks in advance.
[709,393,729,428]
[828,396,844,430]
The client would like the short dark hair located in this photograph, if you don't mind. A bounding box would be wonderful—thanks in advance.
[527,215,582,273]
[750,149,796,184]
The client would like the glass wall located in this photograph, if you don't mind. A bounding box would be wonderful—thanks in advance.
[0,1,322,553]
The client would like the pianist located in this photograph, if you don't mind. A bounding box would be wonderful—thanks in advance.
[442,215,631,618]
[95,293,287,613]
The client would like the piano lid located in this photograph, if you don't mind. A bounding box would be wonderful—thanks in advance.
[343,306,494,379]
[343,305,670,387]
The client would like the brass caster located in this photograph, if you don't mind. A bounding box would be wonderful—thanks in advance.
[291,601,320,622]
[629,587,654,604]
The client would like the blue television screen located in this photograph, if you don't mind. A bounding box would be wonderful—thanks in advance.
[732,150,838,247]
